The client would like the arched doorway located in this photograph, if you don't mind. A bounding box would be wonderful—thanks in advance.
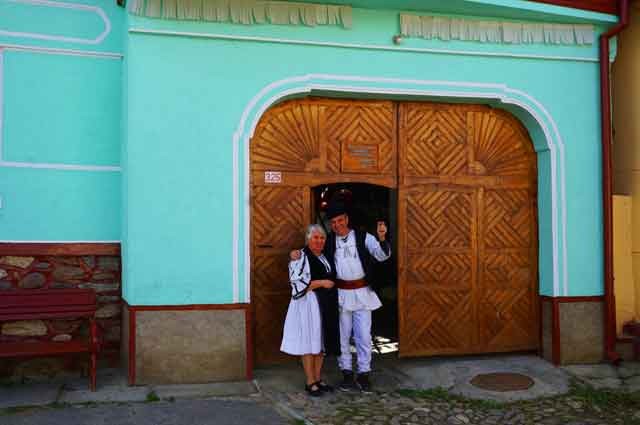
[249,98,538,365]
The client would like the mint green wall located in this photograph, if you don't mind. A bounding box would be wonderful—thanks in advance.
[2,0,614,303]
[124,5,613,304]
[0,0,123,241]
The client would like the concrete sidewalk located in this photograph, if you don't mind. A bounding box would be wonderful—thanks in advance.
[0,368,258,410]
[256,353,572,404]
[4,354,637,425]
[2,398,289,425]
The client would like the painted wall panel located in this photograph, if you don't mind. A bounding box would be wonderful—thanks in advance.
[3,50,121,166]
[0,0,123,53]
[0,0,124,242]
[0,167,120,240]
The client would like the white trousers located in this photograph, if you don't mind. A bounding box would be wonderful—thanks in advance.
[338,309,372,373]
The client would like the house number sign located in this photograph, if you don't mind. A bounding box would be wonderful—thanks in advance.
[264,171,282,184]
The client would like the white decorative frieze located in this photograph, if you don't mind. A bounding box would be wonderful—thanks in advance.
[128,0,352,29]
[400,14,594,45]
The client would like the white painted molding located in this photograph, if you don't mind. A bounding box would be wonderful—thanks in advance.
[234,74,570,302]
[129,28,599,63]
[0,0,112,45]
[0,43,123,59]
[0,161,121,171]
[0,47,121,172]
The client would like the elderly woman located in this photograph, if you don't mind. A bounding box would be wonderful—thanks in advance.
[281,224,339,397]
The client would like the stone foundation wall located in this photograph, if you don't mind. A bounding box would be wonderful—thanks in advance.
[128,308,248,385]
[559,301,604,364]
[0,255,121,380]
[540,296,605,365]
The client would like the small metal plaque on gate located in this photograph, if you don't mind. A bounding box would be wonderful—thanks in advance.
[264,171,282,184]
[341,143,379,173]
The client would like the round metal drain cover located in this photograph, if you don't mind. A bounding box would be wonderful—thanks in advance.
[470,373,534,392]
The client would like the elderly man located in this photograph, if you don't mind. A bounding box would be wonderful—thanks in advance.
[293,202,390,392]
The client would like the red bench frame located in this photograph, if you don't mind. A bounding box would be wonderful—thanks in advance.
[0,289,101,391]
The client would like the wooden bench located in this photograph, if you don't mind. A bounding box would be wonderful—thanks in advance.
[0,289,101,391]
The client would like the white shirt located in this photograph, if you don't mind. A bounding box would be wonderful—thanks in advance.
[333,230,390,312]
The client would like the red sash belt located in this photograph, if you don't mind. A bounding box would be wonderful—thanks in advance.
[336,278,368,290]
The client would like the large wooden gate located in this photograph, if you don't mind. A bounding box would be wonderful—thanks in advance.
[250,98,538,365]
[397,103,538,356]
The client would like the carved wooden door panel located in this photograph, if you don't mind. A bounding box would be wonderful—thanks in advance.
[250,98,396,365]
[398,103,538,356]
[250,101,316,365]
[470,110,539,352]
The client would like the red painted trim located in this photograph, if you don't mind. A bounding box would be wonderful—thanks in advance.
[128,303,250,312]
[538,296,544,358]
[530,0,616,14]
[245,307,253,380]
[552,298,561,365]
[128,307,136,386]
[600,0,629,365]
[0,243,120,256]
[555,296,604,303]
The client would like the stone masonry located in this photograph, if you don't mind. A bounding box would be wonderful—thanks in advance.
[0,255,121,380]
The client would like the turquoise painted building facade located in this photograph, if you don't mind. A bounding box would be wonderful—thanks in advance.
[1,0,621,382]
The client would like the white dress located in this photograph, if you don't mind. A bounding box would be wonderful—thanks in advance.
[280,250,326,355]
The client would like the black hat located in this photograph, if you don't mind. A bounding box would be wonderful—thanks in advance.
[326,202,347,220]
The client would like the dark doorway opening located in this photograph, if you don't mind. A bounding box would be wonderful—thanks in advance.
[312,183,399,354]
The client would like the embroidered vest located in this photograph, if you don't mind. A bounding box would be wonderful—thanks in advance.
[324,229,389,289]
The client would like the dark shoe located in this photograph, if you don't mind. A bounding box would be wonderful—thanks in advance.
[305,383,323,397]
[356,372,372,393]
[315,380,334,393]
[338,370,355,392]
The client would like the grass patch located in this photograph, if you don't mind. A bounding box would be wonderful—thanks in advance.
[567,381,640,411]
[290,420,306,425]
[145,391,160,403]
[396,387,505,411]
[0,405,34,416]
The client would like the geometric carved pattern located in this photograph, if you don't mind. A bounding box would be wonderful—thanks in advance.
[482,252,531,289]
[325,103,395,174]
[407,189,473,249]
[251,185,306,365]
[484,189,532,249]
[404,288,472,353]
[252,102,322,171]
[477,287,535,351]
[399,103,538,357]
[468,111,534,177]
[404,104,467,177]
[408,253,472,289]
[253,186,305,249]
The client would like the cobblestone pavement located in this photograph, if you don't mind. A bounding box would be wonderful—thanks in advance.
[282,386,640,425]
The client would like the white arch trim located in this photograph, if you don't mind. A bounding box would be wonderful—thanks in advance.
[232,74,568,302]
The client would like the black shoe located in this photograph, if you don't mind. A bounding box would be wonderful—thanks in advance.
[305,383,323,397]
[356,372,372,393]
[315,380,334,393]
[338,370,355,392]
